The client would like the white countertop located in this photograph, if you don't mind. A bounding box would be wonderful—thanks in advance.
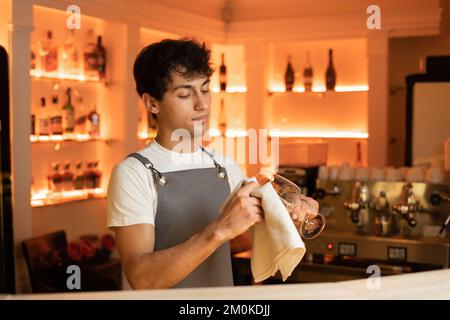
[2,269,450,300]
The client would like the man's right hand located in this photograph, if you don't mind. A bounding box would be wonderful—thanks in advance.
[216,181,263,241]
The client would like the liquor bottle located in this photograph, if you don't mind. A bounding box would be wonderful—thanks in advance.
[62,87,75,133]
[50,95,63,135]
[31,114,36,136]
[355,141,363,167]
[61,29,80,75]
[30,41,37,71]
[303,50,313,92]
[83,29,97,80]
[219,53,227,92]
[74,161,85,190]
[218,98,227,137]
[284,55,295,92]
[39,97,50,136]
[325,49,336,91]
[62,161,74,192]
[39,30,58,73]
[75,96,87,134]
[94,36,106,81]
[87,104,100,138]
[48,162,63,193]
[85,161,102,189]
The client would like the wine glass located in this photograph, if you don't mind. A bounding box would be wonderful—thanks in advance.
[256,172,326,239]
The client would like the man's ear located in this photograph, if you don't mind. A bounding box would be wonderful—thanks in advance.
[142,93,160,115]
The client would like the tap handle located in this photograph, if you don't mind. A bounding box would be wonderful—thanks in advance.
[351,211,360,224]
[406,214,417,228]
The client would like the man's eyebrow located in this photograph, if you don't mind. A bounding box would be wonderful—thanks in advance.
[172,79,210,91]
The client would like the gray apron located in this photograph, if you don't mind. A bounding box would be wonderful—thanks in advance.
[127,147,234,288]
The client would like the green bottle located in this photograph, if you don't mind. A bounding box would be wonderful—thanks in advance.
[62,87,75,133]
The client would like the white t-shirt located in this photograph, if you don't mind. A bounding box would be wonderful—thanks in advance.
[107,141,244,228]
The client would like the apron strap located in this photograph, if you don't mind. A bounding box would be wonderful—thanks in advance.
[200,146,227,179]
[127,153,167,186]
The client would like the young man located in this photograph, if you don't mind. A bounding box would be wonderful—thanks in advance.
[107,39,319,289]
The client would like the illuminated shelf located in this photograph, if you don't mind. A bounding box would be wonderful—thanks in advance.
[211,86,247,94]
[31,188,106,208]
[30,134,111,143]
[268,85,369,95]
[269,130,369,139]
[30,69,102,84]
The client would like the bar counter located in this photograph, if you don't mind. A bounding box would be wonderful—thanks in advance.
[2,269,450,300]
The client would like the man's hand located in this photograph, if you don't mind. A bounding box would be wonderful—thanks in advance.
[216,181,263,241]
[282,195,319,229]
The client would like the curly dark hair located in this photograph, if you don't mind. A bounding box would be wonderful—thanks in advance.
[133,38,214,100]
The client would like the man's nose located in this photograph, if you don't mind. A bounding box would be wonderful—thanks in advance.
[194,92,208,111]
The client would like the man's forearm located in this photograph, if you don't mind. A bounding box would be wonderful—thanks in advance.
[127,221,227,289]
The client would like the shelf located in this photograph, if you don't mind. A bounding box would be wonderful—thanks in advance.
[268,85,369,95]
[30,69,103,84]
[31,188,106,208]
[269,130,369,139]
[211,87,247,94]
[30,134,111,144]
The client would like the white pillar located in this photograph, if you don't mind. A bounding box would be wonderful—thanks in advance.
[124,21,140,155]
[367,32,389,167]
[244,40,269,177]
[9,0,33,293]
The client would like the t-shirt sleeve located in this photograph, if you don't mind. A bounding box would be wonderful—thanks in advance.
[107,160,156,228]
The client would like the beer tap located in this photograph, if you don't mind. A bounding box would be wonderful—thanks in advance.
[429,190,450,235]
[344,182,369,224]
[392,183,419,228]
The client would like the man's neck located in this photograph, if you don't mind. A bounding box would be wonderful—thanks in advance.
[155,129,202,153]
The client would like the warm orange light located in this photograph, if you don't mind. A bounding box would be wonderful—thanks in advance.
[30,134,97,142]
[211,86,247,93]
[269,84,369,93]
[31,188,106,207]
[30,69,100,82]
[138,131,157,139]
[269,130,369,139]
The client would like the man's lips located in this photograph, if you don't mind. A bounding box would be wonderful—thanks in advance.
[192,115,209,122]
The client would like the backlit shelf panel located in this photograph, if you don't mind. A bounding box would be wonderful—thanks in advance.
[268,85,369,94]
[30,134,109,143]
[31,188,106,208]
[30,69,101,83]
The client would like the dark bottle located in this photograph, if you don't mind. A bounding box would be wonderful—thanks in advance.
[31,114,36,135]
[87,104,100,138]
[284,55,295,92]
[62,87,75,133]
[74,161,85,190]
[62,161,74,192]
[48,162,63,193]
[303,50,313,92]
[219,53,227,92]
[39,97,50,136]
[218,98,227,137]
[50,94,63,135]
[94,36,106,81]
[85,161,102,189]
[325,49,336,91]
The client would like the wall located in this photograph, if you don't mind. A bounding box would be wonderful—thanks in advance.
[388,0,450,166]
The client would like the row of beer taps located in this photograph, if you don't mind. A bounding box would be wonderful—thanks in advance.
[315,182,450,236]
